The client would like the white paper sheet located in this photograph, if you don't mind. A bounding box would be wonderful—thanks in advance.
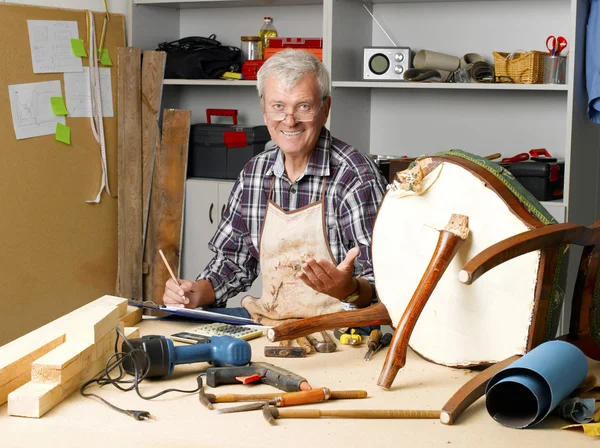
[8,81,66,140]
[64,67,114,118]
[27,20,83,73]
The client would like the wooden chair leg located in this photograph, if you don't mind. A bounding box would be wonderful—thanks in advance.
[440,355,520,425]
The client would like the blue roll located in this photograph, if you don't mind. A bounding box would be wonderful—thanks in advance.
[485,340,588,428]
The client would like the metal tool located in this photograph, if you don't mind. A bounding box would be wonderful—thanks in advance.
[546,35,568,56]
[305,333,336,353]
[264,345,306,358]
[296,337,312,354]
[364,329,383,361]
[334,328,362,345]
[370,332,393,359]
[216,388,331,414]
[261,404,441,424]
[199,389,367,409]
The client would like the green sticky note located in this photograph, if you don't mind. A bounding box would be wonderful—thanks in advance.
[50,97,68,116]
[98,48,112,66]
[70,38,87,57]
[55,122,71,145]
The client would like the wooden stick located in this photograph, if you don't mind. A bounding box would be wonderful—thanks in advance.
[158,249,180,286]
[378,214,469,390]
[211,389,367,403]
[272,408,440,419]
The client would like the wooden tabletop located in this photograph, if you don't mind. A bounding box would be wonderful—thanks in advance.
[1,318,597,447]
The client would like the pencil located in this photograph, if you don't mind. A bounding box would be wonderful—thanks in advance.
[158,249,180,286]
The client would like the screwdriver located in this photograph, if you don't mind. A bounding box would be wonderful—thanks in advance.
[366,332,393,361]
[364,329,382,361]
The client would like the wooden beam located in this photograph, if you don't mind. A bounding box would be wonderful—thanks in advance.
[141,51,166,255]
[120,305,143,327]
[0,296,127,405]
[117,47,143,301]
[144,109,191,304]
[31,342,94,384]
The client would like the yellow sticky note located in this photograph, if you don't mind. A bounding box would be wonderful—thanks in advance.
[70,38,87,57]
[50,97,68,116]
[55,122,71,145]
[98,48,112,66]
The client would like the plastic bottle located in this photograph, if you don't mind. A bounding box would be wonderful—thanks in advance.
[258,16,278,60]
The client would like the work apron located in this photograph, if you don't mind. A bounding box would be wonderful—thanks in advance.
[241,179,344,323]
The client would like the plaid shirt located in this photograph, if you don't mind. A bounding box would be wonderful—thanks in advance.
[199,127,388,307]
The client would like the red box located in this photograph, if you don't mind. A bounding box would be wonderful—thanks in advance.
[242,60,265,80]
[267,37,323,48]
[264,47,323,61]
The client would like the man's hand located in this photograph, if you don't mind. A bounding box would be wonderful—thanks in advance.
[162,279,215,309]
[297,247,360,301]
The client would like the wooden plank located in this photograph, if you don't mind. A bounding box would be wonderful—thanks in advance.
[117,47,143,301]
[8,317,125,418]
[66,305,122,345]
[141,51,167,254]
[124,327,141,340]
[120,305,143,327]
[144,109,191,304]
[0,296,127,405]
[31,342,94,385]
[8,354,109,418]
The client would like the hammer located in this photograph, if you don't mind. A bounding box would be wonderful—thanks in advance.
[305,332,336,353]
[261,404,441,424]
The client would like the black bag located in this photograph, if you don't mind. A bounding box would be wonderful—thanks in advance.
[157,35,242,79]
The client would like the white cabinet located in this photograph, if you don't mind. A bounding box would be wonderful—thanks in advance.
[182,179,262,306]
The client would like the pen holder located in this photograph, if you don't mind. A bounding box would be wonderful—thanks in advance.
[543,55,567,84]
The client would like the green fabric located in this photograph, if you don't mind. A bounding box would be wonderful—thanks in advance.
[427,149,568,341]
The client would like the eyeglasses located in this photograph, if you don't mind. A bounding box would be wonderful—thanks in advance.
[263,98,326,123]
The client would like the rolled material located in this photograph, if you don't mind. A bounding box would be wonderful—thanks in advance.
[485,340,588,428]
[460,52,485,69]
[413,50,459,72]
[403,68,450,83]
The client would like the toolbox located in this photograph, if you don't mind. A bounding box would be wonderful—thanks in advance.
[505,160,565,201]
[188,109,271,179]
[267,37,323,48]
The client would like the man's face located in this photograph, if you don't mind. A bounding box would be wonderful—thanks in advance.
[262,74,330,159]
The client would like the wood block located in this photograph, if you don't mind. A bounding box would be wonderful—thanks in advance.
[120,305,143,327]
[93,323,122,360]
[8,354,108,418]
[0,370,31,406]
[124,327,140,340]
[65,305,122,345]
[31,342,93,385]
[0,295,126,405]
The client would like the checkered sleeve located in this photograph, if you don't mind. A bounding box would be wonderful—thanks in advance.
[197,178,259,307]
[338,167,387,304]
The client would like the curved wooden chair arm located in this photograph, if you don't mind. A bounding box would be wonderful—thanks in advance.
[459,222,584,285]
[267,302,392,342]
[440,355,520,425]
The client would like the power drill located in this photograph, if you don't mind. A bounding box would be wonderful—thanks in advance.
[122,335,252,378]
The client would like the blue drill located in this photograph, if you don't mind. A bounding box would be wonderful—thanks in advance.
[122,335,252,378]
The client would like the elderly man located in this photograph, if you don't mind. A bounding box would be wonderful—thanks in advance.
[162,49,387,325]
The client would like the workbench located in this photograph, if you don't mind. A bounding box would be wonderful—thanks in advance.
[1,318,598,448]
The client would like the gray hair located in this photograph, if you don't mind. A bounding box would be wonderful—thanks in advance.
[256,49,331,101]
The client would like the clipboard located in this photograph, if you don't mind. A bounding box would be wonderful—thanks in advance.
[128,300,266,327]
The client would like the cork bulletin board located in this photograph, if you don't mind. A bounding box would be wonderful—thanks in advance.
[0,3,125,345]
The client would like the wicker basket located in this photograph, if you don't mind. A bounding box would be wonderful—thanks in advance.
[492,51,549,84]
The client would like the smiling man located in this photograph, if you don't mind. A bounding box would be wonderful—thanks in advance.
[162,49,388,326]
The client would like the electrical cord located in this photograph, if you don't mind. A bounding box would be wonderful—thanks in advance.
[80,327,204,421]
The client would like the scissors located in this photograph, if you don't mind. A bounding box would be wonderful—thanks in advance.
[546,35,568,56]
